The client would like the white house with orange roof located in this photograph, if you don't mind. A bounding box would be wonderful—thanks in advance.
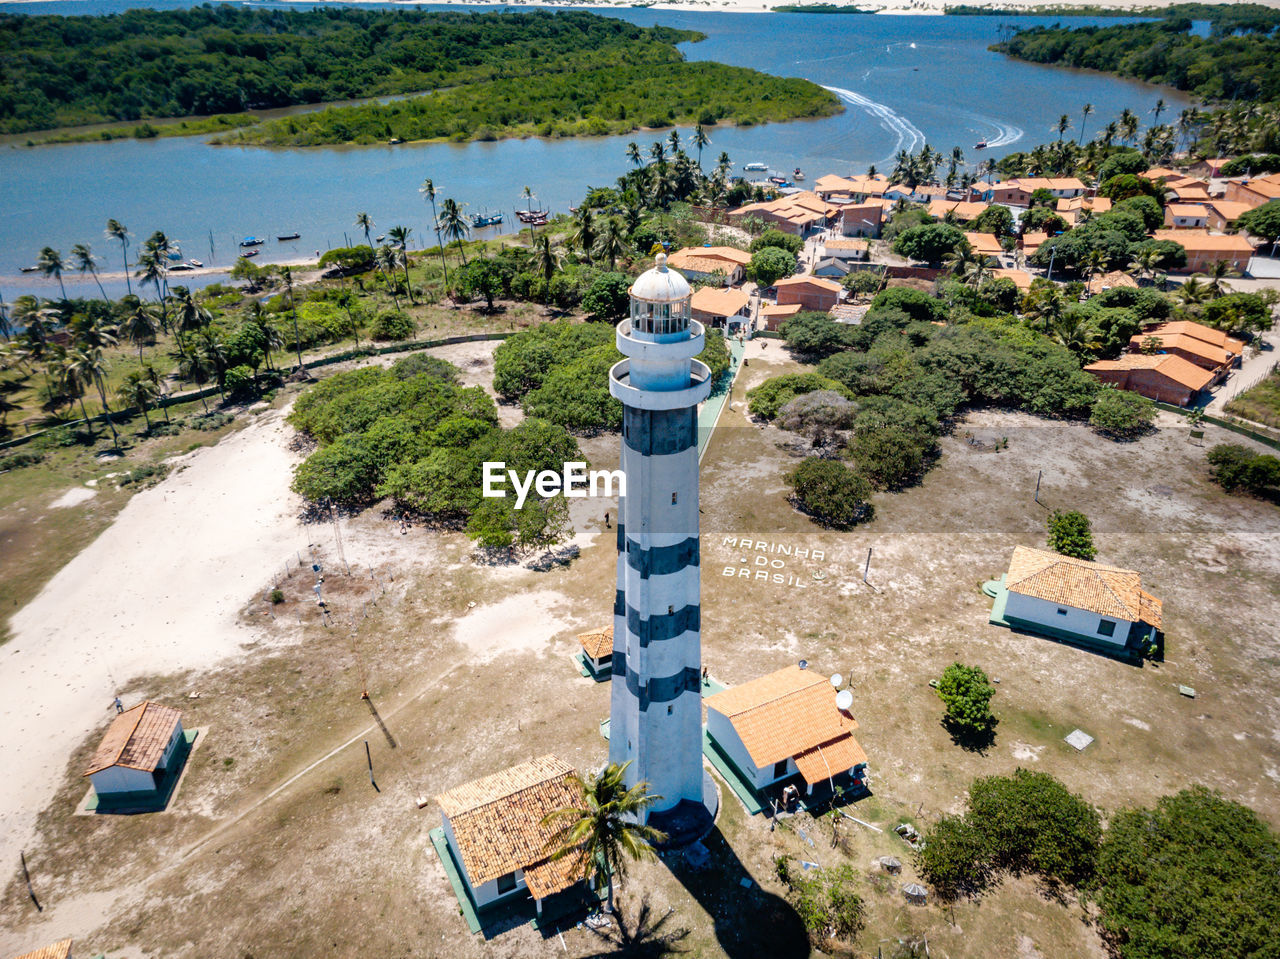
[705,664,868,798]
[992,546,1162,656]
[435,755,587,915]
[690,285,751,332]
[577,625,613,679]
[665,246,751,286]
[83,701,187,803]
[1164,203,1211,229]
[1151,229,1254,272]
[991,177,1087,207]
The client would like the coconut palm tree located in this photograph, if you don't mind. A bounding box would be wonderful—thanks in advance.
[692,123,709,170]
[439,198,471,268]
[532,233,562,291]
[649,141,666,166]
[280,265,304,368]
[1078,103,1094,145]
[135,248,171,335]
[37,247,68,300]
[1151,97,1166,126]
[54,350,94,435]
[1127,247,1161,284]
[419,178,450,292]
[170,285,209,358]
[71,243,108,300]
[1197,260,1241,298]
[1051,313,1102,358]
[542,761,666,915]
[178,345,214,413]
[1174,277,1211,307]
[626,141,642,168]
[105,219,132,296]
[570,206,596,261]
[119,299,158,361]
[197,332,229,400]
[118,372,159,430]
[67,346,119,445]
[593,217,630,272]
[72,313,118,352]
[1119,108,1139,145]
[667,128,681,157]
[355,212,374,250]
[1056,114,1071,142]
[387,225,415,303]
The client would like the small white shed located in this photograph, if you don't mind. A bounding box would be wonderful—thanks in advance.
[83,701,184,800]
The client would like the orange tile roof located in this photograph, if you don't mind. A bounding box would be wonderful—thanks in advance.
[9,941,73,959]
[794,735,868,785]
[824,238,869,251]
[671,246,751,267]
[83,701,181,777]
[1130,332,1232,366]
[1020,231,1049,254]
[705,665,860,768]
[1207,200,1254,224]
[436,755,584,897]
[814,174,859,193]
[1141,167,1182,181]
[691,285,750,317]
[1001,177,1086,192]
[1086,353,1216,392]
[964,232,1004,256]
[992,268,1033,290]
[1151,229,1254,253]
[760,303,803,318]
[929,200,989,220]
[1232,177,1280,200]
[1141,321,1243,353]
[1167,203,1210,219]
[774,275,843,294]
[1086,270,1138,295]
[577,626,613,659]
[1005,546,1161,627]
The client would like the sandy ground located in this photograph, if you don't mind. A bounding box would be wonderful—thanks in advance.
[0,407,305,871]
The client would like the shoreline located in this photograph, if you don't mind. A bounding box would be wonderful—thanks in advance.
[5,0,1280,15]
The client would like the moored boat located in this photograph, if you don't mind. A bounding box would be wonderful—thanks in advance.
[240,236,265,247]
[793,168,805,180]
[20,265,38,273]
[276,232,301,241]
[743,161,768,172]
[188,259,203,267]
[239,249,259,259]
[470,211,504,228]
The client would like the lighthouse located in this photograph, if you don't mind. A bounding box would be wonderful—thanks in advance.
[608,253,713,840]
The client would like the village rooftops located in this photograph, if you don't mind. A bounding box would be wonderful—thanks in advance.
[1169,186,1212,202]
[1005,545,1162,629]
[1166,203,1211,219]
[436,755,584,900]
[773,275,843,294]
[1229,173,1280,199]
[1057,195,1112,214]
[1086,353,1215,394]
[823,238,869,252]
[928,199,989,220]
[991,268,1033,290]
[1150,229,1254,253]
[1020,231,1049,255]
[83,701,182,777]
[704,665,866,785]
[964,232,1004,257]
[1139,320,1244,354]
[9,940,73,959]
[690,285,751,317]
[577,626,612,660]
[760,303,803,321]
[1206,200,1254,224]
[668,246,751,268]
[1131,331,1235,367]
[1000,176,1087,192]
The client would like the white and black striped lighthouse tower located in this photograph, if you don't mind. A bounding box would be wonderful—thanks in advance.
[608,253,713,840]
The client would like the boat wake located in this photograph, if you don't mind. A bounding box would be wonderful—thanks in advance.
[823,85,926,157]
[984,119,1024,149]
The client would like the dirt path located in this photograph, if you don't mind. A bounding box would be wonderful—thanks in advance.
[0,407,306,871]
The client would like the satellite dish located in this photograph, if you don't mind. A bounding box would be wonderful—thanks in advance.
[836,689,854,712]
[830,673,843,689]
[798,659,808,670]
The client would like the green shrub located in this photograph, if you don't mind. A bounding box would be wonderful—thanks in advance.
[1207,443,1280,495]
[0,450,44,471]
[370,309,415,341]
[935,663,995,736]
[1090,386,1156,439]
[785,457,873,528]
[782,311,854,358]
[891,222,967,266]
[747,246,795,287]
[269,588,285,604]
[749,229,804,255]
[774,858,865,944]
[848,425,933,491]
[747,373,853,420]
[1047,509,1096,560]
[224,364,256,398]
[389,353,461,383]
[317,245,375,275]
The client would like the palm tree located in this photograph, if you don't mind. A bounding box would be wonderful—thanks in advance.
[282,266,304,368]
[1174,277,1211,307]
[72,313,118,352]
[67,347,119,446]
[419,178,450,292]
[626,141,642,168]
[570,206,596,261]
[1127,248,1161,284]
[667,128,681,157]
[198,332,229,400]
[118,373,159,430]
[37,247,68,300]
[1056,114,1071,142]
[1197,260,1240,298]
[1083,248,1108,287]
[1101,121,1118,147]
[1051,313,1102,358]
[439,198,471,268]
[105,219,132,296]
[71,243,107,300]
[171,285,210,357]
[1119,108,1139,145]
[1078,103,1094,145]
[1151,97,1166,126]
[135,249,170,334]
[55,350,94,436]
[532,233,562,293]
[542,761,666,915]
[178,345,214,413]
[593,216,629,272]
[387,225,415,302]
[355,212,374,250]
[692,123,709,170]
[649,141,666,166]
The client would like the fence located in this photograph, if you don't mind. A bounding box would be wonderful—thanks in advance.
[1154,402,1280,451]
[0,331,513,452]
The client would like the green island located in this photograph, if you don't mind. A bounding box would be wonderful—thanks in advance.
[994,3,1280,102]
[0,6,840,146]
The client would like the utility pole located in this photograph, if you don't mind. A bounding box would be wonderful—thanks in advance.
[1034,469,1042,504]
[863,547,873,584]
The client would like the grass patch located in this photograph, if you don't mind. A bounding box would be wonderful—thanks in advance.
[1225,370,1280,429]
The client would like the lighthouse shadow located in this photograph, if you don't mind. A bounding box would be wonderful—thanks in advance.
[662,825,810,959]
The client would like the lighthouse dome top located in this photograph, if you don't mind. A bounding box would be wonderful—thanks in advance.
[630,252,691,304]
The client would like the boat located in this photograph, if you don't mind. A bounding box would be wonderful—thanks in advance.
[974,140,988,150]
[239,249,259,259]
[240,236,265,247]
[169,262,194,272]
[20,265,38,273]
[188,259,203,268]
[276,232,301,241]
[516,209,549,224]
[470,211,504,228]
[743,162,768,172]
[793,168,805,180]
[375,234,385,243]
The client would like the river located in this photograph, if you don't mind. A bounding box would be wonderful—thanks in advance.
[0,2,1191,299]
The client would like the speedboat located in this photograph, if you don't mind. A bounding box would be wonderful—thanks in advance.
[239,249,259,259]
[743,162,768,172]
[974,140,988,150]
[793,168,805,180]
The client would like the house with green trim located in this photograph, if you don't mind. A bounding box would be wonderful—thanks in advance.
[83,701,189,809]
[576,626,613,681]
[990,546,1162,656]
